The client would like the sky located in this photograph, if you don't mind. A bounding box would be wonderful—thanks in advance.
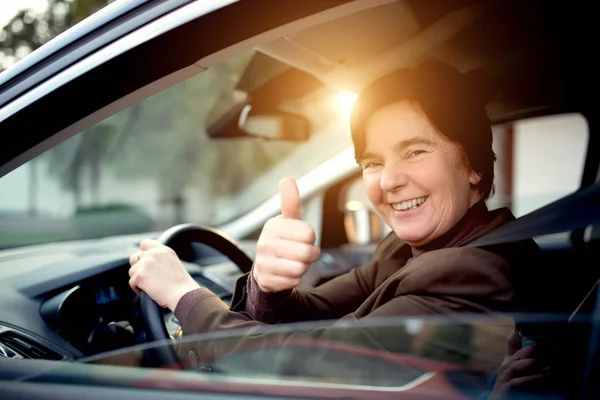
[0,0,49,29]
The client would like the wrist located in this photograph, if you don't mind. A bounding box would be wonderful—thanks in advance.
[168,281,201,312]
[252,269,271,293]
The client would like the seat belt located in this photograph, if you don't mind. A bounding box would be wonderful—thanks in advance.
[464,180,600,322]
[466,180,600,247]
[463,180,600,397]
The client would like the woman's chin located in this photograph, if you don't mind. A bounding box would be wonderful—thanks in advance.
[391,226,430,245]
[387,210,434,245]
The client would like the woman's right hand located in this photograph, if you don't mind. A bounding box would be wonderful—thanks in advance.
[252,177,321,293]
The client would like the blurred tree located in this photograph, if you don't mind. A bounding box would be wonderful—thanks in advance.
[1,0,109,72]
[44,123,118,207]
[4,5,299,226]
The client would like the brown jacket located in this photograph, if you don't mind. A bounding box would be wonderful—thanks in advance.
[174,202,542,366]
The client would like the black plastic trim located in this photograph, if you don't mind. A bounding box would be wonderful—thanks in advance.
[0,0,195,108]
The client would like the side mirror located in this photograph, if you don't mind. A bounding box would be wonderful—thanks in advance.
[238,105,310,141]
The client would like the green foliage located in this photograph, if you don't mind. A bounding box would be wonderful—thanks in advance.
[1,0,109,71]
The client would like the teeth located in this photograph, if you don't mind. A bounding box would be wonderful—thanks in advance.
[392,197,428,211]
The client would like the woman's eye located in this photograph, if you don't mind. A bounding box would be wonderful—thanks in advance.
[408,150,425,158]
[362,161,382,171]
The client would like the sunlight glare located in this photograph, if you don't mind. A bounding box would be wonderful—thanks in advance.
[335,91,358,119]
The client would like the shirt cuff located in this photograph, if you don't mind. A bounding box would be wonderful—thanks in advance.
[246,271,292,323]
[174,287,214,325]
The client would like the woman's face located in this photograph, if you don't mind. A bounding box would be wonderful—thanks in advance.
[360,101,483,247]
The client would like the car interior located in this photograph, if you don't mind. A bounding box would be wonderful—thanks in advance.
[0,0,599,398]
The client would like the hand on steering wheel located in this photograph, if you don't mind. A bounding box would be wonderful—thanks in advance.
[129,224,253,368]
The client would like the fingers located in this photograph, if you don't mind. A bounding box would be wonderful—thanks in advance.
[129,252,139,267]
[272,239,321,263]
[501,358,543,381]
[128,261,141,295]
[279,177,301,220]
[139,238,163,251]
[130,238,163,267]
[127,245,164,294]
[506,327,522,356]
[257,257,312,278]
[508,342,537,362]
[262,217,316,244]
[128,277,140,295]
[130,239,175,268]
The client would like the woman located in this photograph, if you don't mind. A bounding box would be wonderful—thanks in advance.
[128,61,541,344]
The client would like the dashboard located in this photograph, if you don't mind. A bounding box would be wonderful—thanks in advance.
[0,238,244,361]
[0,236,365,362]
[36,262,238,357]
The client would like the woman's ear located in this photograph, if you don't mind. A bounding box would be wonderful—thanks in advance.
[469,169,483,186]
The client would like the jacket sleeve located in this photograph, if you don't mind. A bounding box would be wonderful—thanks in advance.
[175,291,473,372]
[176,246,516,334]
[174,245,515,368]
[228,232,401,323]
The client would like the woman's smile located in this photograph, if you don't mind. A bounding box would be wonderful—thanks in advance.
[390,196,429,211]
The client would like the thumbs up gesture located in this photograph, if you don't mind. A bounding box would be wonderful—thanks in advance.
[252,177,321,292]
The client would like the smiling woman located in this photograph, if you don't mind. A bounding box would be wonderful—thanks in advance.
[0,0,598,399]
[129,61,548,361]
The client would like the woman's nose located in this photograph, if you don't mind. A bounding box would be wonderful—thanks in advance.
[380,164,407,192]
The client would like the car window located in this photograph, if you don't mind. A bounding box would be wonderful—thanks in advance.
[72,313,591,399]
[0,48,354,248]
[0,0,110,72]
[81,315,523,393]
[488,113,589,217]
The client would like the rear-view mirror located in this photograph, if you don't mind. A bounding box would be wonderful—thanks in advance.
[238,105,310,141]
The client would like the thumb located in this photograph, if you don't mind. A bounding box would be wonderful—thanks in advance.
[279,177,301,220]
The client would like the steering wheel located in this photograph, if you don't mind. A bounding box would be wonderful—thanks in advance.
[139,223,253,368]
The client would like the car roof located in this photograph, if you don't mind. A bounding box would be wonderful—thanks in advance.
[257,0,594,124]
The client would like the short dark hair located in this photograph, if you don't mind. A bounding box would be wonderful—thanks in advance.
[350,61,496,199]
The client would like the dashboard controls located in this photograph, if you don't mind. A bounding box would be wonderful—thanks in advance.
[0,325,65,360]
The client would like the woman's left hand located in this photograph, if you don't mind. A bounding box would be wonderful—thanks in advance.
[128,239,200,311]
[488,328,550,399]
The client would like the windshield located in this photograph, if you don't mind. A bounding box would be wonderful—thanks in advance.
[0,49,354,248]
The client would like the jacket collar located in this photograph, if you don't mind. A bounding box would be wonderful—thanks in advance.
[410,200,515,257]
